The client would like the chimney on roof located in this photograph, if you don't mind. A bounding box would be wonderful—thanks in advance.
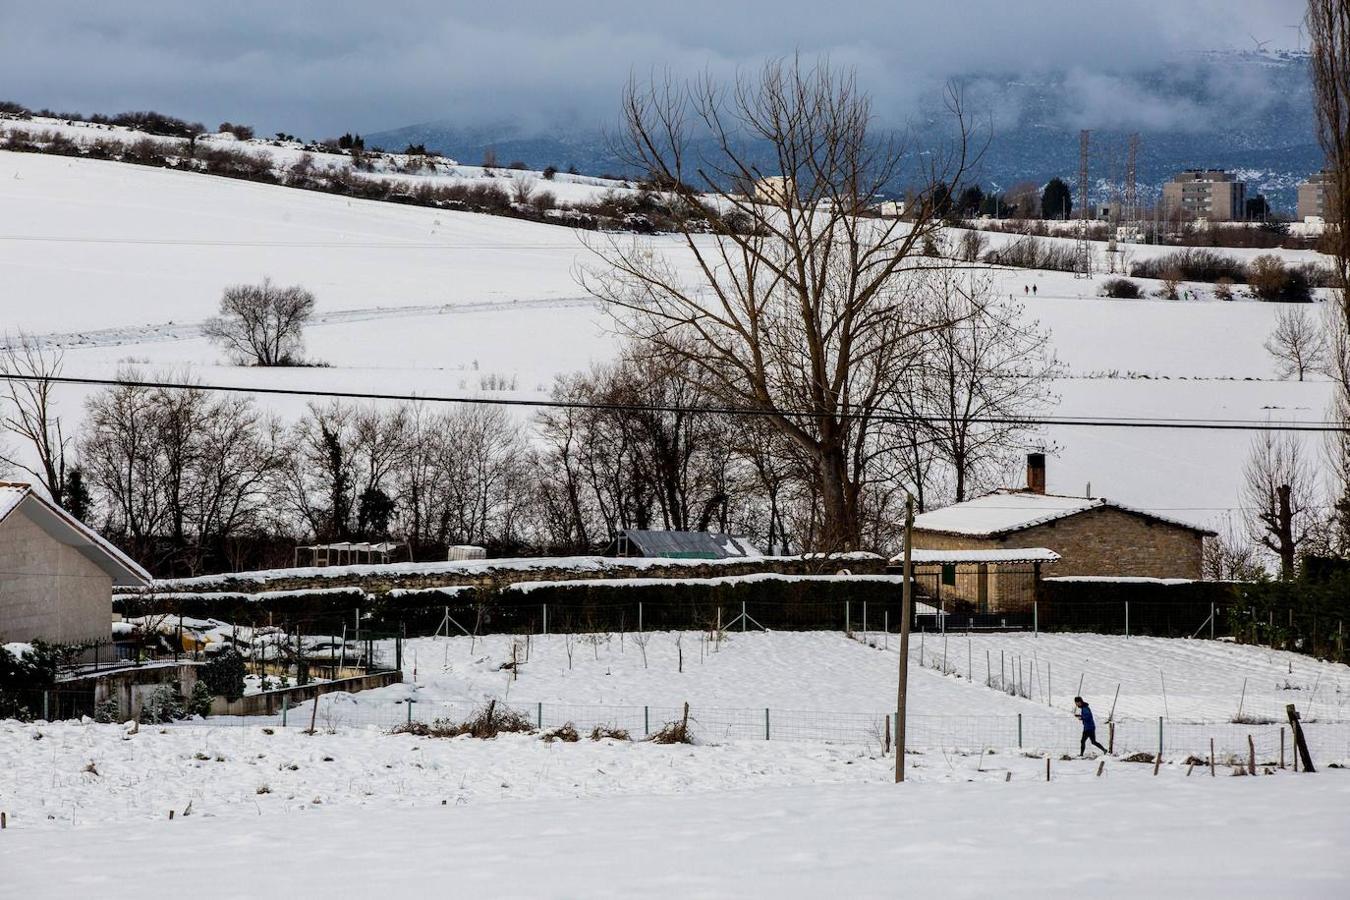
[1026,453,1046,494]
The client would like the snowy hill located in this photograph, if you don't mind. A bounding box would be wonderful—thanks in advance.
[0,148,1336,533]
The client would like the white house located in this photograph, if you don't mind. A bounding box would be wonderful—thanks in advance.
[0,482,150,646]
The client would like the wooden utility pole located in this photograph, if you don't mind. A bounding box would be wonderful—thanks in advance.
[895,494,915,783]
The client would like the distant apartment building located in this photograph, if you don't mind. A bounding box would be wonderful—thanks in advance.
[1161,169,1246,222]
[752,175,796,205]
[1297,170,1338,223]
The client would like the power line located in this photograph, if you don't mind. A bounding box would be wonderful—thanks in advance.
[4,372,1345,433]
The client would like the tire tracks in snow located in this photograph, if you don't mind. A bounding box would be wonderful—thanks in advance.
[10,297,599,352]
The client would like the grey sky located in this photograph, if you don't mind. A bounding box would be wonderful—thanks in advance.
[0,1,1303,138]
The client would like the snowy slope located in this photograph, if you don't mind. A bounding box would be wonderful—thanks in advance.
[0,149,1338,530]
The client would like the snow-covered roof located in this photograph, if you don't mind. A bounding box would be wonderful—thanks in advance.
[911,490,1215,538]
[892,548,1061,565]
[0,482,151,586]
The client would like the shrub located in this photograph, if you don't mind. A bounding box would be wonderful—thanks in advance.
[543,723,580,742]
[139,683,187,723]
[200,648,246,701]
[1099,277,1142,299]
[648,703,693,744]
[0,99,31,117]
[983,235,1076,272]
[396,700,535,739]
[1247,254,1288,300]
[542,165,558,180]
[187,682,214,717]
[1213,277,1236,301]
[218,122,255,141]
[508,160,528,170]
[589,724,631,741]
[1132,248,1245,283]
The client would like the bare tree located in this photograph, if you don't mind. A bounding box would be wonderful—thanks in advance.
[1264,305,1328,381]
[581,58,974,550]
[906,266,1058,502]
[203,278,315,366]
[80,372,285,573]
[0,335,71,505]
[1309,1,1350,555]
[1202,514,1265,581]
[1243,430,1319,580]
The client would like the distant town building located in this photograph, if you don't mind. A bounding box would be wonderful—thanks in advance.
[1161,169,1246,222]
[874,199,907,217]
[1297,171,1338,223]
[752,176,796,205]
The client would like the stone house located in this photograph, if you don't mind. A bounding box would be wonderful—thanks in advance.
[907,456,1214,610]
[0,482,150,646]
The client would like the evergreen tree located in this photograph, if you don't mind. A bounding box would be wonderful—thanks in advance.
[1041,178,1073,220]
[955,185,985,216]
[62,466,91,521]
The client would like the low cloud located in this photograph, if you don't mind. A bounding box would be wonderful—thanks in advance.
[0,1,1303,137]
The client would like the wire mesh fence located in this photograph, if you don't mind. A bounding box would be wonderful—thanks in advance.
[147,692,1350,764]
[6,685,1347,764]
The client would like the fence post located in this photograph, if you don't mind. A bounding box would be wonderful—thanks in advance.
[1210,602,1216,640]
[845,600,850,635]
[1158,716,1163,758]
[862,601,867,640]
[1017,713,1023,749]
[43,691,49,722]
[543,604,548,636]
[537,702,543,729]
[1033,601,1038,637]
[742,601,747,633]
[644,706,649,737]
[765,708,770,740]
[1125,601,1130,638]
[407,700,413,724]
[638,602,643,634]
[281,696,288,727]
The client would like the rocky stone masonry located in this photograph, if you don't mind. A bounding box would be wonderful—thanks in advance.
[123,553,888,600]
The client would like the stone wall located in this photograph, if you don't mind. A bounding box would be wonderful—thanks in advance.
[912,507,1205,581]
[208,670,404,717]
[135,554,888,598]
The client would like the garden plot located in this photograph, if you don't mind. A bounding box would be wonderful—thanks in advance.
[382,630,1350,723]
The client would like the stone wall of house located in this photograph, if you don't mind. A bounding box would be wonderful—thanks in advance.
[911,507,1205,581]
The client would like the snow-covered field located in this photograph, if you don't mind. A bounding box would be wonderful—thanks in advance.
[0,148,1335,529]
[3,749,1347,899]
[2,630,1349,898]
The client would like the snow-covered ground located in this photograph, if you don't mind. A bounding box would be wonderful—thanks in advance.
[5,630,1348,897]
[0,148,1334,532]
[4,775,1347,899]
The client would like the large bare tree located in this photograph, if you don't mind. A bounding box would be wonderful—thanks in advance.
[581,58,974,550]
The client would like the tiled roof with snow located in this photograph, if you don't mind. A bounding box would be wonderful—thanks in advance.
[911,490,1214,537]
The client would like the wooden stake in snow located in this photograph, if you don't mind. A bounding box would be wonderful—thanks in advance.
[1247,735,1256,776]
[307,694,319,735]
[1096,761,1105,777]
[1210,738,1216,777]
[1236,677,1248,721]
[894,494,915,784]
[1287,704,1315,772]
[1045,757,1051,782]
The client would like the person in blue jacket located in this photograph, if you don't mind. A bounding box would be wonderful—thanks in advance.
[1075,696,1107,755]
